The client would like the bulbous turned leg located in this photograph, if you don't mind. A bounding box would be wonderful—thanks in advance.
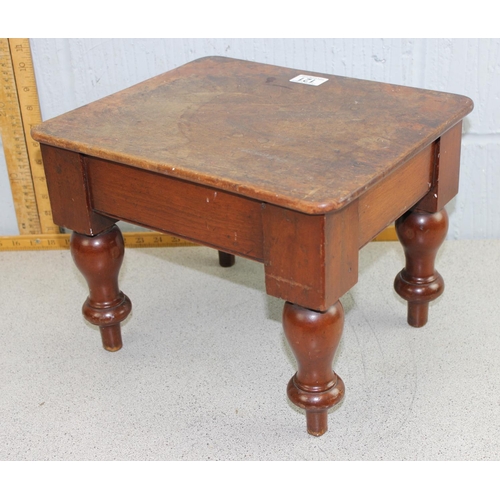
[394,208,448,327]
[70,225,132,351]
[283,301,345,436]
[218,251,235,268]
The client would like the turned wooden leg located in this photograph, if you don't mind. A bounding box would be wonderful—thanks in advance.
[394,208,448,327]
[70,225,132,351]
[283,301,345,436]
[218,251,235,267]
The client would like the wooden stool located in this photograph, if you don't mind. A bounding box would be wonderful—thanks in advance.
[32,56,473,436]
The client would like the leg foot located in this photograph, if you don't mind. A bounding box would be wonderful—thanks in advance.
[305,410,329,437]
[218,251,235,267]
[283,301,345,436]
[99,325,125,352]
[394,208,448,327]
[70,225,132,351]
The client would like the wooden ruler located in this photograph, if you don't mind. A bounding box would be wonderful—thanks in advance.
[0,227,395,251]
[8,38,59,234]
[0,38,42,234]
[0,231,197,251]
[373,226,397,241]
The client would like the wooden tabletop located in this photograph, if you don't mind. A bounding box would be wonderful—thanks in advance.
[32,56,473,214]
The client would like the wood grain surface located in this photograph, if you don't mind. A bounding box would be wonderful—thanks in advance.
[32,56,473,215]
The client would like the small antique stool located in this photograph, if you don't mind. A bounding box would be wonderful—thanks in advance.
[32,56,473,436]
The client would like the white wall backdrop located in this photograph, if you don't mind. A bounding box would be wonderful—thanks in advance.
[1,38,498,238]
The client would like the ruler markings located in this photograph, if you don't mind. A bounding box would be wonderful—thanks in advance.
[0,38,41,234]
[9,38,58,234]
[0,232,197,251]
[0,227,396,252]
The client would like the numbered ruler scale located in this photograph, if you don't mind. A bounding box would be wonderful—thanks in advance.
[0,38,42,234]
[0,39,396,251]
[0,232,196,251]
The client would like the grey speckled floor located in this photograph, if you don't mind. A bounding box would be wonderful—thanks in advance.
[1,240,499,460]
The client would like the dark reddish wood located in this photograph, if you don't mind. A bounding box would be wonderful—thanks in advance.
[415,122,463,213]
[262,203,358,311]
[40,145,116,235]
[70,225,132,351]
[218,251,235,267]
[358,145,433,246]
[30,57,473,435]
[283,301,345,436]
[87,157,264,261]
[394,208,449,327]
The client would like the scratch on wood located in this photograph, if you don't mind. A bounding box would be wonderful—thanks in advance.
[268,274,313,290]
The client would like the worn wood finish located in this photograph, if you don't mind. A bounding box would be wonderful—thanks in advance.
[394,208,449,327]
[32,56,473,215]
[70,225,132,351]
[262,203,358,311]
[283,301,345,436]
[31,57,473,435]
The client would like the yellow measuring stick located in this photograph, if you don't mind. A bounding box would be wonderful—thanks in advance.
[0,38,41,234]
[0,227,395,251]
[0,226,397,252]
[8,38,58,234]
[0,232,197,251]
[373,226,397,241]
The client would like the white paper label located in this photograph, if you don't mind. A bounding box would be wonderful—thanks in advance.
[289,74,328,86]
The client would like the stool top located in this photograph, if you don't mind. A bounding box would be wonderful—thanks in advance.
[32,56,473,214]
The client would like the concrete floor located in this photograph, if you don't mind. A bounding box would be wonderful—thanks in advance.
[1,240,499,460]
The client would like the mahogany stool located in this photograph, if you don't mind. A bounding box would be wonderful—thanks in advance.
[32,57,473,436]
